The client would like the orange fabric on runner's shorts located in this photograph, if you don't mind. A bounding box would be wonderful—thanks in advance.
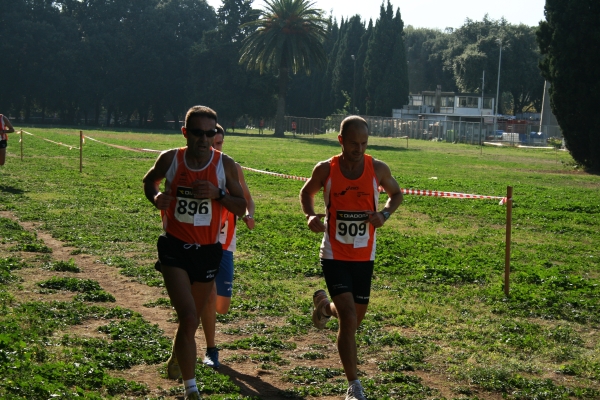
[320,154,379,261]
[162,147,225,245]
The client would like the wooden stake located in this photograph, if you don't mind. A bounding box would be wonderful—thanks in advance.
[504,186,513,297]
[20,129,23,161]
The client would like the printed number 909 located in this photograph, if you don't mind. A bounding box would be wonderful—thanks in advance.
[338,222,366,237]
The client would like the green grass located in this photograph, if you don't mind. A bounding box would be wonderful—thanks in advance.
[0,127,599,398]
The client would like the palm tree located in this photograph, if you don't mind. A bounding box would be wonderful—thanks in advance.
[239,0,329,136]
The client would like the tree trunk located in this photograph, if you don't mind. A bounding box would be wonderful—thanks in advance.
[24,97,31,123]
[171,109,180,131]
[105,106,113,127]
[274,67,289,137]
[94,100,100,126]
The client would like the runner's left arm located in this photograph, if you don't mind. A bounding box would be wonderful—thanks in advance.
[236,163,256,229]
[367,160,403,228]
[219,155,247,217]
[2,116,14,134]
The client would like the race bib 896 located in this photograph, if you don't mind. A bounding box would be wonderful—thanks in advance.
[335,210,369,248]
[175,186,212,226]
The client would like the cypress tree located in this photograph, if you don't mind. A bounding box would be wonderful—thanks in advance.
[537,0,600,171]
[364,1,408,116]
[330,16,365,112]
[355,20,373,114]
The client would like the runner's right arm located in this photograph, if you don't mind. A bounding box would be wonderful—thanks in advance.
[300,161,330,233]
[142,150,176,210]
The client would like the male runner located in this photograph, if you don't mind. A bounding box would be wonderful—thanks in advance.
[165,123,256,375]
[143,105,246,400]
[299,115,403,400]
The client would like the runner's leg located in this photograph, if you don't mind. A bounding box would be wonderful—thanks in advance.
[163,265,212,380]
[331,292,368,382]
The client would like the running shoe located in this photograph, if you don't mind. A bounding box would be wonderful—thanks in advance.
[312,289,331,329]
[203,347,220,369]
[184,390,201,400]
[345,380,367,400]
[166,339,181,379]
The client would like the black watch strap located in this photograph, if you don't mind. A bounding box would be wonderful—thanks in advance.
[217,188,226,201]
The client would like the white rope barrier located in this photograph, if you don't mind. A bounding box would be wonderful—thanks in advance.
[22,130,80,150]
[81,136,507,204]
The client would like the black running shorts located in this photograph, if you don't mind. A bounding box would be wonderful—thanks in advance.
[155,233,222,284]
[320,259,375,304]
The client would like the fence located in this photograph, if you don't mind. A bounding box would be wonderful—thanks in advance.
[283,114,562,147]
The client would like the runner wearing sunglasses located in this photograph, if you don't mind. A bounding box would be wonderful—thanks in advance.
[143,105,247,400]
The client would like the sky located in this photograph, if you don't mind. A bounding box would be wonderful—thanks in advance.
[205,0,547,30]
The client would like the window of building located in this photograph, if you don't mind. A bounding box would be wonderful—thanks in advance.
[441,97,454,107]
[411,95,423,106]
[458,96,478,108]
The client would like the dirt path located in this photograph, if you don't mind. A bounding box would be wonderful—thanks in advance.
[2,211,492,400]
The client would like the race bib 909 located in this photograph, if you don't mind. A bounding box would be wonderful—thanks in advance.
[335,210,369,248]
[175,186,212,226]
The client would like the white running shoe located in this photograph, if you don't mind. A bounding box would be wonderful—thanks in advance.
[312,289,331,329]
[345,380,367,400]
[166,338,181,379]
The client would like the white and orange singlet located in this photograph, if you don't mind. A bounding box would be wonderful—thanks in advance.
[219,208,237,252]
[162,147,226,245]
[320,154,380,261]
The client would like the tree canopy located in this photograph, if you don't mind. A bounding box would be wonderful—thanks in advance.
[239,0,329,136]
[0,0,545,129]
[537,0,600,172]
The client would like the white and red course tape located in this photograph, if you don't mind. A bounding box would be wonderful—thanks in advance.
[241,166,507,205]
[67,136,507,205]
[241,166,309,182]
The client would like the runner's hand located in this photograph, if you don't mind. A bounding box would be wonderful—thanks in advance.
[242,215,255,230]
[307,214,326,233]
[366,210,385,228]
[192,180,218,199]
[154,192,173,210]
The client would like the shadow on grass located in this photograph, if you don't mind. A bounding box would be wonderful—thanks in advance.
[0,185,24,195]
[218,364,303,399]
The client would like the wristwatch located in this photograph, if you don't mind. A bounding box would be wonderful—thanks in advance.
[217,188,226,201]
[381,211,391,221]
[245,214,253,219]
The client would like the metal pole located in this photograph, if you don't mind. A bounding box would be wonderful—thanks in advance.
[504,186,513,297]
[481,70,485,152]
[351,55,356,114]
[494,39,502,135]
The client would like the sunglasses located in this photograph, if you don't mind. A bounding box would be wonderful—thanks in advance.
[186,128,218,138]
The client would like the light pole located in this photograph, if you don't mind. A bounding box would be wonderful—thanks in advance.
[494,39,502,135]
[481,70,485,146]
[351,54,357,114]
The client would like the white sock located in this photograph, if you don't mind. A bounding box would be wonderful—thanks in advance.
[184,378,198,396]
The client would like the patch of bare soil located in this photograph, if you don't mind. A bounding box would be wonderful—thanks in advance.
[2,210,502,400]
